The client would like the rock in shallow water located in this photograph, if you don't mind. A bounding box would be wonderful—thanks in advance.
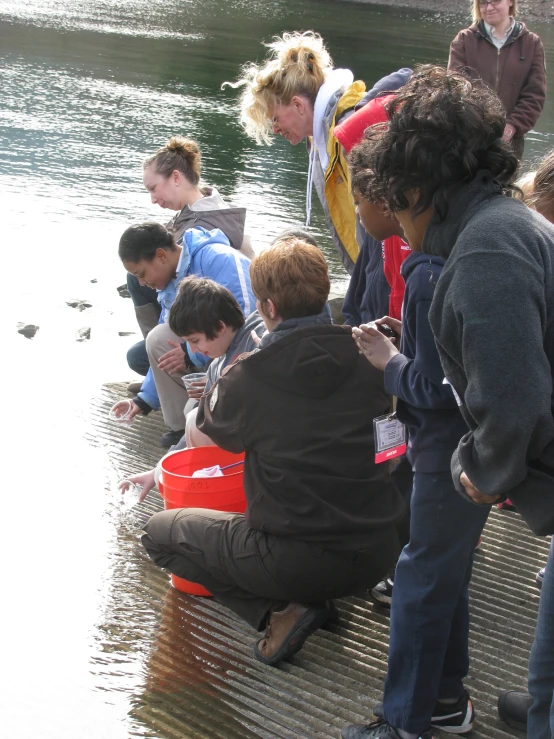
[66,299,92,311]
[117,284,131,298]
[17,323,39,339]
[76,327,91,342]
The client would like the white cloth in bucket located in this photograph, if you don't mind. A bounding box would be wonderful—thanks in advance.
[192,465,224,478]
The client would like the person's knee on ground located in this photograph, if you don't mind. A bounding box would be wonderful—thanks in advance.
[142,509,180,558]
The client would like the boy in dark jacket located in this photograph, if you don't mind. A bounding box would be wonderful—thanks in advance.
[141,238,404,666]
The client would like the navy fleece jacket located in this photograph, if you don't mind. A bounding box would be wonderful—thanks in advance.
[384,252,467,472]
[342,225,390,325]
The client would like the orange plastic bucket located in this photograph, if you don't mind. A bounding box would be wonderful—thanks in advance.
[159,446,246,596]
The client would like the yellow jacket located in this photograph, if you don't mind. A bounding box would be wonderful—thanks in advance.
[322,80,366,273]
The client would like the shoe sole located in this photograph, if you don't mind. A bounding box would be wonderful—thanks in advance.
[369,593,392,608]
[432,701,474,734]
[373,701,472,735]
[431,725,473,735]
[253,608,329,666]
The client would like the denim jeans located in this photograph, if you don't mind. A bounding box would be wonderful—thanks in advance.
[382,471,490,734]
[528,537,554,738]
[126,275,160,376]
[127,340,149,376]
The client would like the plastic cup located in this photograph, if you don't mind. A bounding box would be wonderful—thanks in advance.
[182,372,207,392]
[109,399,134,426]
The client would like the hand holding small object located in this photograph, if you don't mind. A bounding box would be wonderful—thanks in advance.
[186,377,207,399]
[375,316,402,341]
[352,322,400,371]
[110,398,142,423]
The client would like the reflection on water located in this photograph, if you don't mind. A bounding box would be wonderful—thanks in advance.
[1,1,553,737]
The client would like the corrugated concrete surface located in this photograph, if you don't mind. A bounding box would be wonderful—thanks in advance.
[90,383,550,739]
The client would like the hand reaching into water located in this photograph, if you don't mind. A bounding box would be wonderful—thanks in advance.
[110,399,142,423]
[119,468,156,503]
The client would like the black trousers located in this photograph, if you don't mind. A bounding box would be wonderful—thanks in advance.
[142,508,400,631]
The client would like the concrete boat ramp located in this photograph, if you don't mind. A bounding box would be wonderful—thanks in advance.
[83,382,548,738]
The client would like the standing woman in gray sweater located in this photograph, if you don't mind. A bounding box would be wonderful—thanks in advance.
[341,65,554,739]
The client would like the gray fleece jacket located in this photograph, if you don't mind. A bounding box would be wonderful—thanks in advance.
[168,186,254,258]
[426,172,554,535]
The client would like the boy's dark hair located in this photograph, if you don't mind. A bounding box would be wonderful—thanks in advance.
[169,276,245,339]
[348,65,519,221]
[271,227,318,248]
[118,222,176,263]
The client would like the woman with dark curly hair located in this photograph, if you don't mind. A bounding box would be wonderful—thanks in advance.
[342,66,554,739]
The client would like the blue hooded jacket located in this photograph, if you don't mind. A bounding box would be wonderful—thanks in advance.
[383,252,467,472]
[138,227,255,411]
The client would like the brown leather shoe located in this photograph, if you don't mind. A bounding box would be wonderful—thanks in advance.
[253,602,329,666]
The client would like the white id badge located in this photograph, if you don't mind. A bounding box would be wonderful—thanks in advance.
[373,413,407,463]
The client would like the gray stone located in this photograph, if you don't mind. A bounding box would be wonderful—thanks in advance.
[76,327,91,342]
[66,299,92,311]
[17,323,39,339]
[118,331,136,336]
[117,285,131,299]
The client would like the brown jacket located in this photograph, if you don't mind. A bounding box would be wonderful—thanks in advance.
[448,21,546,136]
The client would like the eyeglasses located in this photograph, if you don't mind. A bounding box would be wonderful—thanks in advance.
[479,0,502,6]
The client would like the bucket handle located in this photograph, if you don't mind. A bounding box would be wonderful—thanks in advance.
[220,460,245,472]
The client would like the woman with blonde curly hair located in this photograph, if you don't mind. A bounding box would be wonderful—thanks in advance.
[225,31,410,274]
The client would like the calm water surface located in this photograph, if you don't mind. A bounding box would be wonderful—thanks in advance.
[1,1,552,737]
